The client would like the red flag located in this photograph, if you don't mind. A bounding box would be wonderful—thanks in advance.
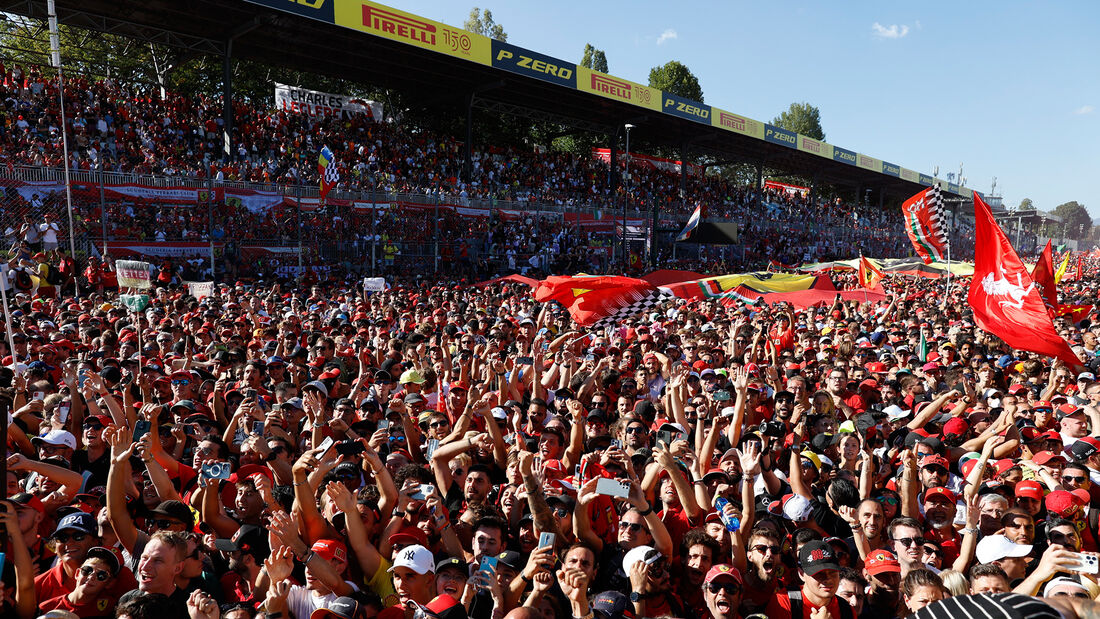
[1030,240,1057,309]
[901,186,948,264]
[534,275,666,327]
[1055,304,1093,322]
[858,255,884,290]
[968,193,1081,368]
[1076,256,1084,282]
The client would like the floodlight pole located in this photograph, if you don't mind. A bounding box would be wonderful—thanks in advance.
[48,0,79,299]
[622,123,634,270]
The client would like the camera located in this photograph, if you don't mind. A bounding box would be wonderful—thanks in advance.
[201,461,232,480]
[760,420,786,438]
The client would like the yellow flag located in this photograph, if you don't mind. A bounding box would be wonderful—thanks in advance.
[1054,253,1070,283]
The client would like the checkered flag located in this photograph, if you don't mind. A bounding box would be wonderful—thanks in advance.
[590,287,674,330]
[926,185,949,249]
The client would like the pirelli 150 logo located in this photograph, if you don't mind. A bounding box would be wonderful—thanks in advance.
[362,4,472,55]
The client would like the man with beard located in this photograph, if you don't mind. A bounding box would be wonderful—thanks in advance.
[702,564,744,619]
[740,528,782,615]
[213,524,269,604]
[677,530,722,617]
[773,390,796,425]
[862,550,902,618]
[766,541,852,619]
[917,487,962,565]
[849,498,889,554]
[35,512,139,602]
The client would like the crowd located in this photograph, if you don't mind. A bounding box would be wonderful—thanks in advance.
[1,256,1100,619]
[0,61,984,276]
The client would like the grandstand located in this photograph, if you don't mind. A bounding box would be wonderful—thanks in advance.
[0,0,979,281]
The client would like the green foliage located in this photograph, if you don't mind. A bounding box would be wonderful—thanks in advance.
[1052,201,1092,238]
[464,8,508,42]
[771,102,825,141]
[647,61,703,102]
[580,44,608,73]
[1017,197,1034,211]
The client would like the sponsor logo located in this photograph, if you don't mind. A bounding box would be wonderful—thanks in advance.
[362,5,436,45]
[290,0,325,7]
[859,155,876,168]
[664,97,709,120]
[834,149,857,164]
[494,48,573,80]
[919,174,934,185]
[718,112,747,132]
[981,267,1035,310]
[765,126,797,146]
[591,73,632,100]
[883,163,900,176]
[801,137,823,154]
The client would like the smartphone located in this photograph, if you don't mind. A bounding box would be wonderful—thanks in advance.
[77,369,89,388]
[478,556,498,576]
[517,356,533,366]
[595,477,630,498]
[426,439,440,458]
[377,420,390,431]
[32,391,45,401]
[183,424,197,437]
[243,388,257,400]
[249,420,264,436]
[58,403,70,424]
[1066,552,1100,574]
[411,484,435,501]
[334,440,366,456]
[610,438,623,449]
[133,420,152,443]
[200,461,232,480]
[539,532,555,549]
[712,390,732,402]
[316,436,336,455]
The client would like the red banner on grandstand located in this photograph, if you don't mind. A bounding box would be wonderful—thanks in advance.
[764,180,809,197]
[592,148,703,177]
[107,242,216,258]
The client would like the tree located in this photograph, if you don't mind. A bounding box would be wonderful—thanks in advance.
[647,61,703,102]
[580,44,608,73]
[772,102,825,141]
[1017,198,1034,211]
[464,8,507,41]
[1052,201,1092,239]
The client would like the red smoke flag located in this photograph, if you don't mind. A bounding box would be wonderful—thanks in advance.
[968,193,1081,368]
[534,275,670,328]
[1030,240,1058,309]
[1077,256,1084,282]
[858,255,884,290]
[901,186,949,264]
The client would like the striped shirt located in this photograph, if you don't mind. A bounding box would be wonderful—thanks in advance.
[912,592,1062,619]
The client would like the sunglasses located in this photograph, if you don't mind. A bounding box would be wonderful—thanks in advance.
[751,544,781,554]
[53,531,88,544]
[552,507,571,518]
[80,565,111,581]
[706,582,742,595]
[171,379,191,386]
[619,522,643,532]
[893,536,925,547]
[151,519,181,530]
[450,468,464,477]
[429,421,449,429]
[922,546,944,558]
[83,423,105,431]
[625,427,646,434]
[1062,476,1087,484]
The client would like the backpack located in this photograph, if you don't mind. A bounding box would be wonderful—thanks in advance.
[788,590,854,619]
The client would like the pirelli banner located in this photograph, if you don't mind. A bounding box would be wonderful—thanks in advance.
[244,0,964,195]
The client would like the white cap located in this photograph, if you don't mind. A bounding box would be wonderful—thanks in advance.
[490,407,508,420]
[32,430,76,450]
[883,405,909,422]
[388,544,434,575]
[976,534,1032,564]
[622,545,659,575]
[1044,576,1089,597]
[783,494,814,521]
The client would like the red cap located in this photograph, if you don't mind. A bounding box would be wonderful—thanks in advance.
[231,464,274,485]
[1008,384,1029,395]
[1015,480,1044,501]
[992,459,1017,476]
[918,455,949,470]
[961,460,979,479]
[943,418,969,437]
[925,487,956,504]
[1046,490,1084,518]
[703,563,743,585]
[311,538,348,563]
[864,550,901,575]
[390,526,429,548]
[1032,451,1066,466]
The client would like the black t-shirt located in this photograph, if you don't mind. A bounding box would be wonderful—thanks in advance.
[72,449,110,489]
[810,499,852,538]
[117,587,188,619]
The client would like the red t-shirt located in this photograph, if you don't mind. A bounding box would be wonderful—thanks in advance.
[765,589,846,619]
[34,563,138,603]
[39,592,118,618]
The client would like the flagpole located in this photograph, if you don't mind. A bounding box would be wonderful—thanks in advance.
[0,267,18,365]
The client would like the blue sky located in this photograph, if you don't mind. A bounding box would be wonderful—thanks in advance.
[394,1,1099,219]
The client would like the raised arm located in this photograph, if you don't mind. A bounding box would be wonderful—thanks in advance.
[105,425,142,552]
[0,503,35,619]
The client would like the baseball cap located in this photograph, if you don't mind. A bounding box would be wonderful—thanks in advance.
[1046,490,1085,518]
[10,492,45,513]
[388,544,434,574]
[32,429,77,450]
[976,534,1032,564]
[150,499,195,528]
[1057,403,1085,419]
[864,550,901,575]
[591,591,634,619]
[390,526,429,548]
[213,524,270,559]
[799,540,840,575]
[311,597,362,619]
[925,487,956,504]
[622,545,662,576]
[1044,576,1090,597]
[497,550,523,571]
[435,556,467,575]
[399,369,426,385]
[918,455,949,470]
[703,563,743,584]
[53,511,96,536]
[1015,480,1044,501]
[1032,451,1066,466]
[420,594,467,619]
[1071,437,1100,461]
[313,539,348,563]
[85,547,122,576]
[782,493,814,521]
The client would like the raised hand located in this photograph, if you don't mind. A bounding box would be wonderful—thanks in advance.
[263,545,295,584]
[186,590,219,619]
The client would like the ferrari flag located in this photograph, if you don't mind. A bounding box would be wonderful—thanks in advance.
[858,255,884,290]
[901,186,949,264]
[968,192,1081,368]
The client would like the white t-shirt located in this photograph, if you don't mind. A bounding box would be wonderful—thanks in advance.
[287,582,359,619]
[39,221,60,243]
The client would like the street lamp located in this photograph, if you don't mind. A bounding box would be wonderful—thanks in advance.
[622,123,634,269]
